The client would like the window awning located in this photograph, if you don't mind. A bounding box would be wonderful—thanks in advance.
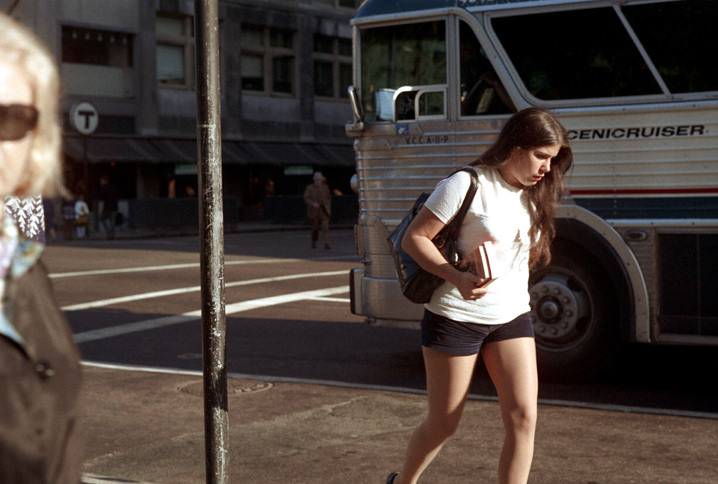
[64,136,160,162]
[63,136,355,167]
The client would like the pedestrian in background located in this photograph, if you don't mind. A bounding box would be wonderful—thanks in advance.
[0,12,84,483]
[42,197,56,242]
[387,108,573,484]
[98,175,118,239]
[303,171,332,249]
[74,192,89,239]
[62,195,75,241]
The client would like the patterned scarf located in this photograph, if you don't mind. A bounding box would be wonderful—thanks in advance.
[0,212,44,348]
[4,195,46,243]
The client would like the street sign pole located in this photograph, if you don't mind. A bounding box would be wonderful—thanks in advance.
[194,1,229,483]
[82,136,88,200]
[70,102,99,198]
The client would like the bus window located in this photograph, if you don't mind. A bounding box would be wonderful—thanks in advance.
[491,7,661,101]
[419,91,444,117]
[623,1,718,94]
[459,21,514,116]
[360,20,446,122]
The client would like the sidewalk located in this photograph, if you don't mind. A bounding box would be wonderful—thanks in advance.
[65,221,310,242]
[80,364,718,484]
[57,221,354,243]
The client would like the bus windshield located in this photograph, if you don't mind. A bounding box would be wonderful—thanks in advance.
[360,20,446,122]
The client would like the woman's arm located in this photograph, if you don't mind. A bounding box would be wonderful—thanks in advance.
[401,206,488,301]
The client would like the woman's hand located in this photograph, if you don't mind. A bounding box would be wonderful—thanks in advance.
[402,207,490,301]
[450,269,490,301]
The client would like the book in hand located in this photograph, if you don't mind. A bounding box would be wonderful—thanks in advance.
[459,241,498,287]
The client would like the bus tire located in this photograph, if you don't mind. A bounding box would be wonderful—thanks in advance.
[529,246,619,381]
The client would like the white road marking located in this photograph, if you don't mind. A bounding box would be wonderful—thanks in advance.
[222,285,347,315]
[50,255,357,279]
[81,361,718,421]
[61,270,347,311]
[73,285,349,343]
[51,259,286,279]
[308,296,350,303]
[82,473,152,484]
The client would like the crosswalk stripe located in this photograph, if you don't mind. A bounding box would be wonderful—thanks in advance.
[62,270,347,311]
[73,285,349,343]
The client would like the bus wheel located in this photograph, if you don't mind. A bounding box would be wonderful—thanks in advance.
[529,250,617,381]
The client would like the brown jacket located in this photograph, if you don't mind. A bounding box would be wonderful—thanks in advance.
[303,182,331,221]
[0,254,83,484]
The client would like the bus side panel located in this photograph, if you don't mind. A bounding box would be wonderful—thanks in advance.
[556,105,718,197]
[352,118,506,325]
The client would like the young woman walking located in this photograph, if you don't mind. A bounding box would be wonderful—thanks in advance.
[388,108,573,484]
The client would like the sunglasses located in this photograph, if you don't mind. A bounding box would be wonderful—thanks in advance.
[0,104,39,141]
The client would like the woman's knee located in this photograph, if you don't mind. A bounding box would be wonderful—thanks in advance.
[424,412,463,440]
[504,405,537,435]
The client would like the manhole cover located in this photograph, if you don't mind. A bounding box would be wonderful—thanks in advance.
[234,381,273,394]
[177,380,273,396]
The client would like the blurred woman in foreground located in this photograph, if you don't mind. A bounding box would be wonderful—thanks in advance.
[0,12,83,483]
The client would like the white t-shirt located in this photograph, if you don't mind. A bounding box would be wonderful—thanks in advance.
[423,166,532,325]
[74,200,89,218]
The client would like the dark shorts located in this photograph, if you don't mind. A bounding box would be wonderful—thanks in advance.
[421,310,535,356]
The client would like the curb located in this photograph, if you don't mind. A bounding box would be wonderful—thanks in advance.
[83,474,154,484]
[55,223,355,242]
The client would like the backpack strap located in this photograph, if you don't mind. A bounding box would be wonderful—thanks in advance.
[445,167,478,239]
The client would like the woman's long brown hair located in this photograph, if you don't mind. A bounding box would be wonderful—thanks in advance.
[470,108,573,269]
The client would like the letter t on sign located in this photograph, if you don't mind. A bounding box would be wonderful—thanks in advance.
[70,102,99,135]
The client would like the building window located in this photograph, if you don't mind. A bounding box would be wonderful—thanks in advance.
[313,34,352,99]
[241,26,296,95]
[156,14,194,88]
[61,26,134,97]
[62,26,133,66]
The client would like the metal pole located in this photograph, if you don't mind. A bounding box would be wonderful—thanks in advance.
[82,136,89,197]
[194,1,229,483]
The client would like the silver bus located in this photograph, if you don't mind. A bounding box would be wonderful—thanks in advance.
[347,0,718,379]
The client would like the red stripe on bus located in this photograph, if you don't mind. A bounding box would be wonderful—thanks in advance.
[570,188,718,195]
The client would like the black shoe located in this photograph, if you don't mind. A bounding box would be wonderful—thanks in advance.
[386,472,398,484]
[324,243,331,250]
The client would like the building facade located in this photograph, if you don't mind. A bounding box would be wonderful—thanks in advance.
[5,0,357,226]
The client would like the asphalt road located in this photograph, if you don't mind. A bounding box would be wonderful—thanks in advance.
[45,228,718,418]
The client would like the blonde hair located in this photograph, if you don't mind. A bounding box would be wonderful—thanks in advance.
[0,13,65,198]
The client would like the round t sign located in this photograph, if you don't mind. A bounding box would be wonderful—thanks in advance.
[70,102,99,135]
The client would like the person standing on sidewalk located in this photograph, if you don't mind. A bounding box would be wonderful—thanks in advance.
[43,196,56,243]
[98,175,118,239]
[0,13,83,483]
[62,195,75,241]
[74,192,90,239]
[304,171,332,249]
[387,108,573,484]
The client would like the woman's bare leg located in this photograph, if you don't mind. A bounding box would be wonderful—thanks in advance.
[395,347,478,484]
[481,337,538,484]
